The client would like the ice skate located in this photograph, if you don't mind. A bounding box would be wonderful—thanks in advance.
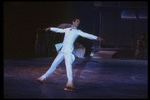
[36,75,46,84]
[64,85,75,92]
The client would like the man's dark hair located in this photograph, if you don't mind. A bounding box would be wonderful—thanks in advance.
[72,17,80,22]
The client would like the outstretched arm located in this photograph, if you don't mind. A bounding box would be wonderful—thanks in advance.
[45,27,65,33]
[78,30,105,42]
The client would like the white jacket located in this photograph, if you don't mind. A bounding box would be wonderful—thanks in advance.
[50,27,98,53]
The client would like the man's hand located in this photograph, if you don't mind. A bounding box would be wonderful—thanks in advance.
[45,27,51,31]
[97,37,105,42]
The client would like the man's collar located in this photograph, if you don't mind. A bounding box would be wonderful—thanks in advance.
[70,28,77,31]
[71,25,77,29]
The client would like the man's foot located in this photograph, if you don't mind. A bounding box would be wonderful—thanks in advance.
[36,78,43,84]
[36,76,46,84]
[64,86,75,92]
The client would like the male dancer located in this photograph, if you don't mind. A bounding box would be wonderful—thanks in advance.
[36,18,105,91]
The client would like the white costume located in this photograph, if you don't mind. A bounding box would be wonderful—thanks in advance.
[41,27,98,86]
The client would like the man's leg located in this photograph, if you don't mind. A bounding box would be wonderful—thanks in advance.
[82,39,92,59]
[37,53,64,82]
[64,53,75,88]
[84,45,92,57]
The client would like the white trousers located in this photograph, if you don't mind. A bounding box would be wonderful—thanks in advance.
[43,52,75,85]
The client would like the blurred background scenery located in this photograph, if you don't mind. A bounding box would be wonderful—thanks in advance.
[3,1,148,59]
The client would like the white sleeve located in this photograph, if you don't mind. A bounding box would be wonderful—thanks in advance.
[78,30,98,40]
[50,27,65,33]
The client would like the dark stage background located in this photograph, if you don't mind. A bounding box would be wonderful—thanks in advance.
[3,1,148,59]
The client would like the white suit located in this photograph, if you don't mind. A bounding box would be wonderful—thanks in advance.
[42,27,98,86]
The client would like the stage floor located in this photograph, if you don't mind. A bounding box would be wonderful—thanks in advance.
[3,57,148,99]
